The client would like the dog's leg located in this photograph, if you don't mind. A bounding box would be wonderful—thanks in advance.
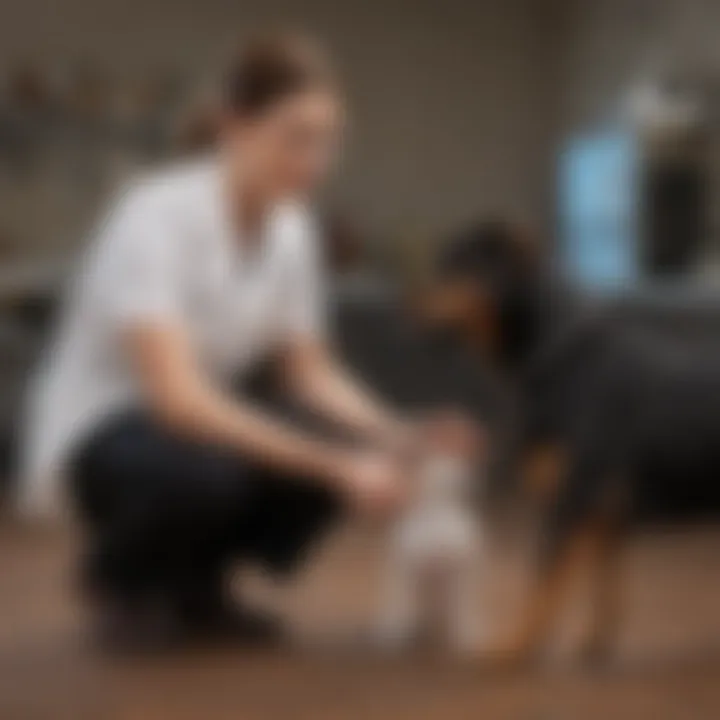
[377,550,420,650]
[447,551,481,654]
[577,524,623,664]
[492,406,631,668]
[483,522,597,667]
[478,442,577,667]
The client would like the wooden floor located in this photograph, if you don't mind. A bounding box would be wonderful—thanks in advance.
[1,519,720,719]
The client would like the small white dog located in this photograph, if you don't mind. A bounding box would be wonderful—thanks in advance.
[378,451,483,654]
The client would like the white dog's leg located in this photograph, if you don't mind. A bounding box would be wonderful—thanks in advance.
[447,552,481,654]
[377,551,420,650]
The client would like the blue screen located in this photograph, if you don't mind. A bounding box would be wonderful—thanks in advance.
[559,128,639,290]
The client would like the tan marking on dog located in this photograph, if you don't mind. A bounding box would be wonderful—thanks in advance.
[521,444,568,501]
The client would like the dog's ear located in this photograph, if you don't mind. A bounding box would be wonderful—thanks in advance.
[521,443,568,502]
[437,220,543,301]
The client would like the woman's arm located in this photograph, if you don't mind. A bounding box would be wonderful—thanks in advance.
[124,322,410,515]
[281,336,484,461]
[126,323,352,482]
[280,336,411,450]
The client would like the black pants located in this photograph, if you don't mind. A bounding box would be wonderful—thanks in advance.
[70,411,341,607]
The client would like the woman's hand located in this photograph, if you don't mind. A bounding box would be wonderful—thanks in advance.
[325,409,484,518]
[333,450,409,517]
[372,410,484,468]
[416,409,485,459]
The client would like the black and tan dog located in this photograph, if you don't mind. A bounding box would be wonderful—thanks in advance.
[419,220,720,665]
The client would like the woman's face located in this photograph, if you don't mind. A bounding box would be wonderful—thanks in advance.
[226,89,343,201]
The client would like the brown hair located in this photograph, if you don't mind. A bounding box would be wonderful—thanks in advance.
[225,31,336,117]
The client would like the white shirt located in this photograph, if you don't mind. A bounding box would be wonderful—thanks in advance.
[19,156,325,517]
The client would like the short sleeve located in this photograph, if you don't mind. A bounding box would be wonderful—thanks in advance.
[282,213,327,340]
[94,183,184,326]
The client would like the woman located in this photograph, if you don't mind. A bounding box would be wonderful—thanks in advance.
[21,33,473,648]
